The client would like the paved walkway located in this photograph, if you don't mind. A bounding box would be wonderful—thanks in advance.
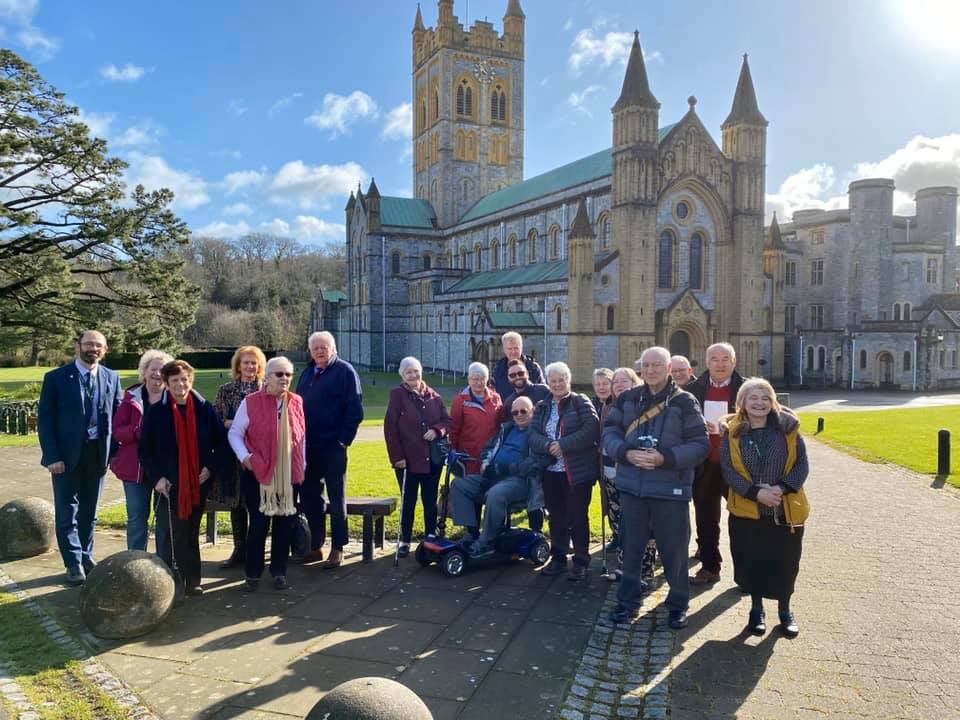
[2,440,960,718]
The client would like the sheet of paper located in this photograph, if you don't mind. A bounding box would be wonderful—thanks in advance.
[702,400,728,432]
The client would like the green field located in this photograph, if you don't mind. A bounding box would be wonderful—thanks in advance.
[797,406,959,488]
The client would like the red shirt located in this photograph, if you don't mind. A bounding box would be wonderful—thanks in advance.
[705,382,732,463]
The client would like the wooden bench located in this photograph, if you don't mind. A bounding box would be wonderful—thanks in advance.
[204,496,397,564]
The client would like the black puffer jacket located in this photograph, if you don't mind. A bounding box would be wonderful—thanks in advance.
[528,392,600,486]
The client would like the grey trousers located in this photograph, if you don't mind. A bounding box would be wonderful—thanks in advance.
[450,473,529,548]
[617,492,690,613]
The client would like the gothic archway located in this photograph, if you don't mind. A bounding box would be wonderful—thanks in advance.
[876,352,895,386]
[669,330,690,359]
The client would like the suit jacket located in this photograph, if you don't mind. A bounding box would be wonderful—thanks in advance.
[38,362,122,472]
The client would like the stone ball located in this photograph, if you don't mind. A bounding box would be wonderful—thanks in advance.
[0,497,55,559]
[80,550,176,639]
[306,677,433,720]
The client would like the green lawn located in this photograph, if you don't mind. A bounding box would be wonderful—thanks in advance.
[797,407,959,488]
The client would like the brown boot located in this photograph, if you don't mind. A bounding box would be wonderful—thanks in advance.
[301,548,324,564]
[690,568,720,585]
[323,548,343,569]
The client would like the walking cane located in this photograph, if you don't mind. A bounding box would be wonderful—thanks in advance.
[162,491,186,603]
[394,467,408,568]
[599,468,609,579]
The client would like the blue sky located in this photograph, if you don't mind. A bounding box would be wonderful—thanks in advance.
[8,0,960,243]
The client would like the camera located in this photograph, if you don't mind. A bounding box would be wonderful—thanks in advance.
[627,435,658,450]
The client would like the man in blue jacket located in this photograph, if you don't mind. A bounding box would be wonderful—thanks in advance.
[602,346,709,629]
[295,331,363,569]
[38,330,122,585]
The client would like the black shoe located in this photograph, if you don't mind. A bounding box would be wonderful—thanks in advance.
[242,578,259,592]
[397,543,410,559]
[539,558,566,576]
[273,576,288,591]
[185,585,204,596]
[82,558,96,574]
[668,609,688,630]
[779,612,799,638]
[748,608,766,636]
[220,550,245,569]
[568,564,587,582]
[609,605,640,624]
[65,566,85,586]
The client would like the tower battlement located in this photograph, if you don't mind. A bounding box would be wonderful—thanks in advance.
[414,1,524,70]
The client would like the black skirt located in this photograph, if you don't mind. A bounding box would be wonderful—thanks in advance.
[729,513,803,601]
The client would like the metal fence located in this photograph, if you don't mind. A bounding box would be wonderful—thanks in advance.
[0,400,39,435]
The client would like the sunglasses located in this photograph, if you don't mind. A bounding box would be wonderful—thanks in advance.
[508,372,527,379]
[511,409,530,416]
[273,372,293,378]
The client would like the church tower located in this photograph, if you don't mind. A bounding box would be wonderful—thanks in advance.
[611,31,659,365]
[567,197,596,379]
[721,54,768,374]
[412,1,525,228]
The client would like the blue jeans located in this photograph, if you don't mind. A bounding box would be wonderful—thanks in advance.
[51,441,105,570]
[123,481,154,551]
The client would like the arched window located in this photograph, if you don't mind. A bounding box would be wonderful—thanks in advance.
[499,92,506,121]
[433,91,439,120]
[806,346,814,371]
[508,235,517,266]
[859,348,867,369]
[555,305,562,332]
[453,312,459,332]
[904,302,911,319]
[474,243,482,272]
[904,351,912,371]
[549,225,560,260]
[689,232,704,289]
[445,250,452,268]
[459,247,467,269]
[430,179,438,206]
[817,346,826,371]
[893,304,901,321]
[528,229,538,263]
[598,214,611,250]
[419,102,426,132]
[491,85,507,122]
[606,306,615,331]
[658,230,675,289]
[456,84,465,115]
[465,85,473,116]
[391,251,401,275]
[491,239,500,270]
[423,253,432,271]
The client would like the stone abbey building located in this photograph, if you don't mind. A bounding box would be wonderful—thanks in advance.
[333,0,959,389]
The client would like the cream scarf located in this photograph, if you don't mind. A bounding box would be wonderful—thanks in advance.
[259,393,296,516]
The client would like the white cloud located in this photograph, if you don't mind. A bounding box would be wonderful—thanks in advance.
[568,28,662,74]
[228,98,248,117]
[100,63,147,82]
[0,0,58,59]
[113,120,162,147]
[268,92,304,117]
[269,160,367,210]
[381,102,412,141]
[76,109,115,140]
[125,152,210,210]
[766,134,960,225]
[193,220,251,239]
[222,169,265,195]
[568,85,602,117]
[259,215,345,242]
[305,91,378,138]
[223,202,253,217]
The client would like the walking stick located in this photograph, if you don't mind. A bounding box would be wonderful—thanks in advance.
[394,467,408,567]
[162,491,186,603]
[599,469,609,578]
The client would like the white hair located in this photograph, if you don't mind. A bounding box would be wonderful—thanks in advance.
[501,331,522,346]
[670,355,692,370]
[398,356,422,376]
[137,349,174,384]
[308,330,336,351]
[640,346,671,366]
[265,356,294,376]
[706,342,736,361]
[545,361,572,384]
[467,362,489,380]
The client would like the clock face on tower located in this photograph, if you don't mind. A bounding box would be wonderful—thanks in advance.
[473,60,491,84]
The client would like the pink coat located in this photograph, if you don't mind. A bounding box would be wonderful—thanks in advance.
[111,385,148,483]
[243,390,306,486]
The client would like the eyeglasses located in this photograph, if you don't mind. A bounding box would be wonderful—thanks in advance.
[511,409,530,416]
[273,372,293,378]
[508,372,527,379]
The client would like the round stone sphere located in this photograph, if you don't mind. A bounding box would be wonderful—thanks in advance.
[0,497,55,559]
[80,550,175,639]
[307,677,433,720]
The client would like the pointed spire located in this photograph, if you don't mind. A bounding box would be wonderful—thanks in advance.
[613,31,659,112]
[766,212,785,249]
[570,198,595,239]
[723,54,767,127]
[345,191,356,212]
[366,177,380,199]
[414,3,425,31]
[504,0,525,18]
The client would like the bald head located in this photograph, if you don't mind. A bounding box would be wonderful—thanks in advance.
[511,395,534,428]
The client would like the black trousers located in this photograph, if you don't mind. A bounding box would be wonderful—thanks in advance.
[155,481,211,588]
[241,470,294,580]
[394,464,442,543]
[542,470,592,567]
[693,460,725,574]
[300,443,349,550]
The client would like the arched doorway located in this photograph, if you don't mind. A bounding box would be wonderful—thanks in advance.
[876,352,894,386]
[669,330,690,359]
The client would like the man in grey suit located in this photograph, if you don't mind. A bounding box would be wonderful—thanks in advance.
[38,330,122,585]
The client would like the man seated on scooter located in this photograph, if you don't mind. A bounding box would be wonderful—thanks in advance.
[449,396,547,558]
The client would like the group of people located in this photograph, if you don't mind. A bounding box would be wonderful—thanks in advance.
[38,328,808,637]
[38,330,362,595]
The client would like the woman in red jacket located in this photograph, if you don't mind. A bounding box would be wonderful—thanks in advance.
[111,349,172,551]
[384,356,452,557]
[450,362,502,476]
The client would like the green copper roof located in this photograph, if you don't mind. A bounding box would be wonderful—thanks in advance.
[320,289,347,303]
[444,259,568,293]
[459,124,676,223]
[380,196,436,229]
[488,311,541,328]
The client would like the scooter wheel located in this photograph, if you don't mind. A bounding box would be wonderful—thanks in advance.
[414,543,431,567]
[440,549,466,577]
[530,538,551,566]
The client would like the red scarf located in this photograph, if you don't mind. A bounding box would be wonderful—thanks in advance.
[170,394,201,520]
